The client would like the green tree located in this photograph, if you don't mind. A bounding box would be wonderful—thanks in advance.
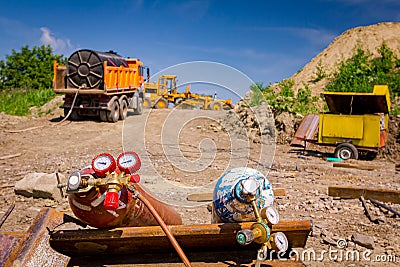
[0,45,64,90]
[0,45,65,115]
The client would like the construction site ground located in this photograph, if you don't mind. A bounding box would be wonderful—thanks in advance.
[0,105,399,267]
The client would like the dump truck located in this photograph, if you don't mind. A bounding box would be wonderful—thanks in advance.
[291,85,390,160]
[53,49,149,122]
[143,75,233,110]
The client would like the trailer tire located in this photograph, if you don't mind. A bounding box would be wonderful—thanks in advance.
[133,98,143,115]
[99,110,108,122]
[143,97,152,109]
[119,100,128,120]
[334,143,358,160]
[209,101,223,111]
[108,100,120,123]
[155,98,168,109]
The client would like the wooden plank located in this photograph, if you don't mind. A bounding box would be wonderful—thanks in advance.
[328,185,400,204]
[0,153,22,160]
[187,188,286,202]
[332,162,377,171]
[49,220,312,257]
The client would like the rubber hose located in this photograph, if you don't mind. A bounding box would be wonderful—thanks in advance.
[136,193,192,267]
[54,89,80,126]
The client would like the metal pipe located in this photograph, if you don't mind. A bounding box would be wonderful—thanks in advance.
[136,193,192,267]
[370,198,400,217]
[0,204,15,229]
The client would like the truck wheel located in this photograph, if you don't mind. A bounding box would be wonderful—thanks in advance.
[209,101,223,111]
[99,110,108,122]
[133,98,143,115]
[143,97,152,109]
[155,98,168,109]
[334,143,358,160]
[64,107,81,121]
[69,109,81,121]
[119,100,128,120]
[108,101,120,123]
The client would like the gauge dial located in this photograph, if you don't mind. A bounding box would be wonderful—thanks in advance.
[270,232,289,252]
[117,151,141,174]
[262,206,280,225]
[91,153,116,177]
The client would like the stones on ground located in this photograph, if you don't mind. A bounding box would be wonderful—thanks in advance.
[14,172,66,201]
[275,112,295,144]
[351,233,375,249]
[220,102,274,144]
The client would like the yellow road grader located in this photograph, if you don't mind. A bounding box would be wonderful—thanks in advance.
[143,75,233,110]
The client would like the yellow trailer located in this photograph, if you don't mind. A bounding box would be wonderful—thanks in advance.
[318,85,390,159]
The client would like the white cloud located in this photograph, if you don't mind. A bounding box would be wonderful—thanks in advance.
[252,26,336,47]
[40,27,74,55]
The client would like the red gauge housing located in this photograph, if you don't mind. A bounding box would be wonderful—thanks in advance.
[91,153,116,177]
[116,151,141,174]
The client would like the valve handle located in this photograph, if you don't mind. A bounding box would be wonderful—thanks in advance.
[104,191,119,210]
[236,229,255,245]
[55,172,64,198]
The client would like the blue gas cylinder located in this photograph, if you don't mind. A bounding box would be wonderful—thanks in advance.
[212,167,274,222]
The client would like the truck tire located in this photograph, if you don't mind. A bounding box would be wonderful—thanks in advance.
[334,143,358,160]
[64,107,81,121]
[155,98,168,109]
[108,100,120,123]
[99,110,108,122]
[133,98,143,115]
[143,97,152,109]
[209,101,223,111]
[119,100,128,120]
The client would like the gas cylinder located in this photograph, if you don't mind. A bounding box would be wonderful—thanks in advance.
[67,166,182,228]
[212,167,274,223]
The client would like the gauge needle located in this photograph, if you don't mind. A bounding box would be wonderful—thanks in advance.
[98,162,107,165]
[122,160,132,164]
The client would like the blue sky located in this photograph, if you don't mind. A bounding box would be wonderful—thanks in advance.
[1,0,399,86]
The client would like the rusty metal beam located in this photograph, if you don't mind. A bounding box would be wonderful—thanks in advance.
[0,208,69,267]
[50,219,312,266]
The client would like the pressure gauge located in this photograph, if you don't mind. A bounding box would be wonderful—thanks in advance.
[269,232,289,252]
[67,171,81,191]
[91,153,116,177]
[262,206,280,225]
[117,151,141,174]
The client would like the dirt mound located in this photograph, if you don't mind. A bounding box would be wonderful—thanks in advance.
[291,22,400,95]
[380,116,400,161]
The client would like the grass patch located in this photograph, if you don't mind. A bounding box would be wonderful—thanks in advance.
[0,88,56,116]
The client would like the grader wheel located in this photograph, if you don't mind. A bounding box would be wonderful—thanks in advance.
[209,101,223,111]
[155,98,168,109]
[143,97,152,109]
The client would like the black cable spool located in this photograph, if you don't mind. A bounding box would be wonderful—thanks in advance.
[67,49,128,89]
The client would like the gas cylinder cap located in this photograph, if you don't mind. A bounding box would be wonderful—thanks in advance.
[241,177,260,195]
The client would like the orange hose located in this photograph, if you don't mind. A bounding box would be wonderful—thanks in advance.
[137,193,192,267]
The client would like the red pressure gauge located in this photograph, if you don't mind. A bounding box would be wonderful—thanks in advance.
[116,151,141,174]
[91,153,116,177]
